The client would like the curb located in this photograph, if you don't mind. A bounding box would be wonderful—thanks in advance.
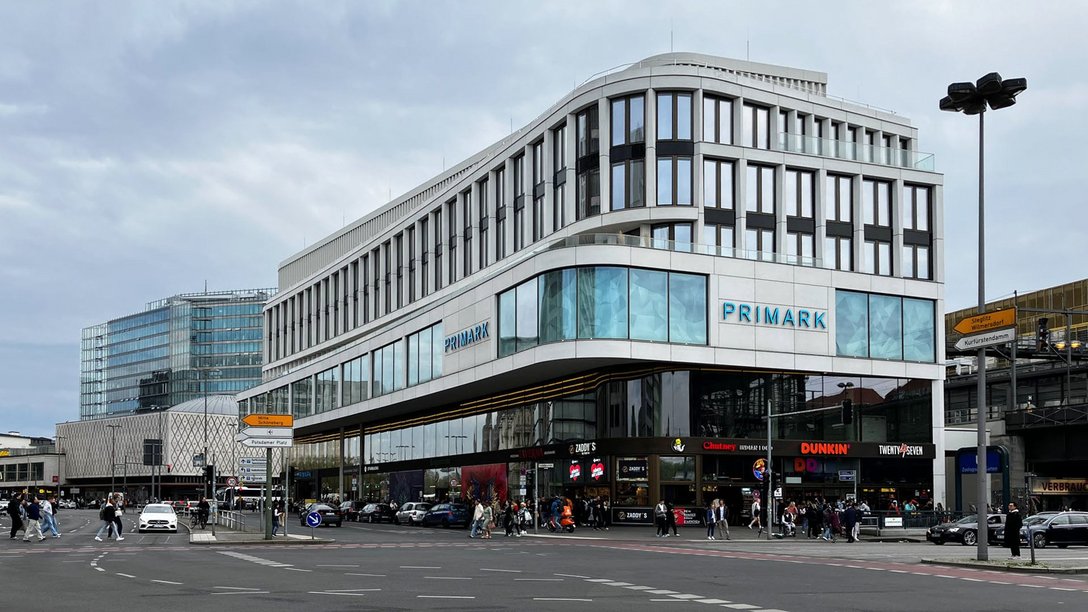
[920,558,1088,574]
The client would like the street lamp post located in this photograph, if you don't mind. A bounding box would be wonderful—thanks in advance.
[940,72,1027,561]
[106,424,121,497]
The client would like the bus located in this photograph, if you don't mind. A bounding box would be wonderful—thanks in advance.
[215,486,284,511]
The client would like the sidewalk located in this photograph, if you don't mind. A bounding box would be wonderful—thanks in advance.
[188,525,333,545]
[522,523,928,543]
[920,556,1088,574]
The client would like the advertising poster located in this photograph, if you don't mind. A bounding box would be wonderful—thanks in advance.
[460,463,509,503]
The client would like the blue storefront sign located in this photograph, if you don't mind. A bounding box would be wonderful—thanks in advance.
[957,449,1002,474]
[722,302,827,330]
[445,322,489,353]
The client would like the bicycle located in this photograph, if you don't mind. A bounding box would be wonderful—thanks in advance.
[190,509,208,530]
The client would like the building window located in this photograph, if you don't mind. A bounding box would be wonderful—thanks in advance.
[372,339,405,397]
[703,223,735,257]
[532,140,545,243]
[447,200,458,283]
[478,179,489,269]
[394,234,403,310]
[553,123,567,231]
[419,219,428,298]
[406,321,443,387]
[611,160,645,210]
[903,184,930,231]
[433,209,443,290]
[315,366,339,413]
[903,245,931,280]
[611,94,645,146]
[862,178,892,276]
[742,103,770,149]
[703,95,733,144]
[746,164,774,214]
[499,266,707,359]
[784,169,814,218]
[825,236,853,271]
[577,105,599,159]
[657,92,692,141]
[651,223,693,252]
[825,174,853,223]
[495,167,507,260]
[342,354,370,406]
[462,193,473,278]
[745,228,775,261]
[383,241,391,314]
[407,227,416,304]
[657,157,692,206]
[835,290,935,363]
[513,155,525,252]
[703,159,734,209]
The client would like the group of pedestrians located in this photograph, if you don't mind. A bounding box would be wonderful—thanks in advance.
[6,493,62,541]
[705,498,731,540]
[782,498,868,543]
[468,498,533,539]
[94,494,126,542]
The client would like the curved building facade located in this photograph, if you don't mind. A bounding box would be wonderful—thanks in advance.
[239,53,945,522]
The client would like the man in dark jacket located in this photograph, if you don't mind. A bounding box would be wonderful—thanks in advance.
[7,493,23,539]
[1005,502,1023,558]
[843,502,858,543]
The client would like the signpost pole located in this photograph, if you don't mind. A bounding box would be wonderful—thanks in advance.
[766,398,773,540]
[264,447,273,540]
[1026,472,1036,564]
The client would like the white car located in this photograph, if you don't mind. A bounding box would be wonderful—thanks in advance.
[58,499,77,509]
[138,503,178,533]
[395,502,432,525]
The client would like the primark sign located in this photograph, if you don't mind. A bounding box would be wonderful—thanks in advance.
[445,321,489,353]
[722,301,827,331]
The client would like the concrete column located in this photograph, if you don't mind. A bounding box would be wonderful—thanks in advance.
[931,379,947,508]
[645,88,657,208]
[853,176,865,273]
[503,157,515,259]
[564,113,577,225]
[735,159,748,255]
[598,97,611,214]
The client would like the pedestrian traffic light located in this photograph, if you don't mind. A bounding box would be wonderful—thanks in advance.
[1037,318,1050,351]
[841,399,854,425]
[204,464,215,484]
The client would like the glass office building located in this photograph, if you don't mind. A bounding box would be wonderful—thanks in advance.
[239,53,945,523]
[80,289,274,420]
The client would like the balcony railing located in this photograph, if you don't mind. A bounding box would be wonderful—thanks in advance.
[1005,404,1088,430]
[778,133,936,172]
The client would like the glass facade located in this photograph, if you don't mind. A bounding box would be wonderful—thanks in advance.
[498,266,707,358]
[364,369,933,465]
[836,290,935,362]
[80,289,273,420]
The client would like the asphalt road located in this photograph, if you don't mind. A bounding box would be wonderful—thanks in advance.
[3,510,1086,611]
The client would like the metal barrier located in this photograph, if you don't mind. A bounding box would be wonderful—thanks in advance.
[217,510,247,532]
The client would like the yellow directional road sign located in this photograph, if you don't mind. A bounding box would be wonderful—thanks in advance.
[953,308,1016,335]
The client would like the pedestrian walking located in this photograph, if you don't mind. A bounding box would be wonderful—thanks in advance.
[41,495,61,538]
[23,496,45,542]
[706,500,717,540]
[1005,502,1023,558]
[843,502,858,543]
[95,497,116,541]
[503,501,515,537]
[716,499,731,540]
[7,493,24,540]
[272,501,282,536]
[481,502,494,539]
[654,499,669,537]
[749,497,762,535]
[469,499,484,538]
[666,500,679,537]
[112,495,126,540]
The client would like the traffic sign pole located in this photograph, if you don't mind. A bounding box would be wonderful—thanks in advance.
[264,447,273,541]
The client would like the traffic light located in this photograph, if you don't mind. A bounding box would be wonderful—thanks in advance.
[841,399,854,425]
[204,464,215,484]
[1038,318,1050,351]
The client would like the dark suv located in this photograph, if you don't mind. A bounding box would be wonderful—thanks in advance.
[1023,511,1088,549]
[359,502,398,523]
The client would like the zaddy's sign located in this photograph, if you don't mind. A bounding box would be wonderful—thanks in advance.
[722,301,827,330]
[444,322,489,353]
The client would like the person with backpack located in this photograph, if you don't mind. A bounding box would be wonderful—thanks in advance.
[23,496,45,542]
[95,497,117,541]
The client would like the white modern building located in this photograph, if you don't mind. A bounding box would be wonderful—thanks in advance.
[239,53,944,522]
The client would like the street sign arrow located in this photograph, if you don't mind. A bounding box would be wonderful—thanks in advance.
[953,308,1016,335]
[241,413,294,428]
[954,326,1016,351]
[236,428,293,441]
[240,438,294,448]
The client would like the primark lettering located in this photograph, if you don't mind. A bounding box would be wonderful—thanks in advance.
[444,322,489,353]
[722,302,827,330]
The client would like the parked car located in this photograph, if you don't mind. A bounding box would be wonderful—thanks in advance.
[300,503,343,528]
[927,514,1003,545]
[395,502,432,525]
[340,501,364,522]
[421,502,470,528]
[57,499,77,509]
[86,499,102,509]
[359,502,397,523]
[1021,511,1088,549]
[137,503,178,533]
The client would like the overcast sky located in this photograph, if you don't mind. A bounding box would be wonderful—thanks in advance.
[1,1,1084,438]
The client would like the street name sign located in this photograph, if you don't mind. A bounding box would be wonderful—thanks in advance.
[236,428,293,440]
[240,438,294,448]
[241,413,294,428]
[953,308,1016,335]
[954,327,1016,351]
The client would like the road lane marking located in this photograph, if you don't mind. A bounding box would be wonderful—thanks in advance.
[401,565,441,569]
[515,578,563,581]
[425,576,472,580]
[317,564,359,567]
[418,595,475,599]
[650,600,691,603]
[721,605,760,610]
[309,592,366,596]
[603,581,634,586]
[282,568,312,572]
[555,573,590,578]
[647,589,678,594]
[152,580,183,585]
[669,594,704,599]
[213,586,262,591]
[534,598,593,602]
[695,599,731,604]
[94,567,104,572]
[346,573,386,577]
[212,591,270,595]
[116,573,135,578]
[482,568,522,573]
[585,578,614,583]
